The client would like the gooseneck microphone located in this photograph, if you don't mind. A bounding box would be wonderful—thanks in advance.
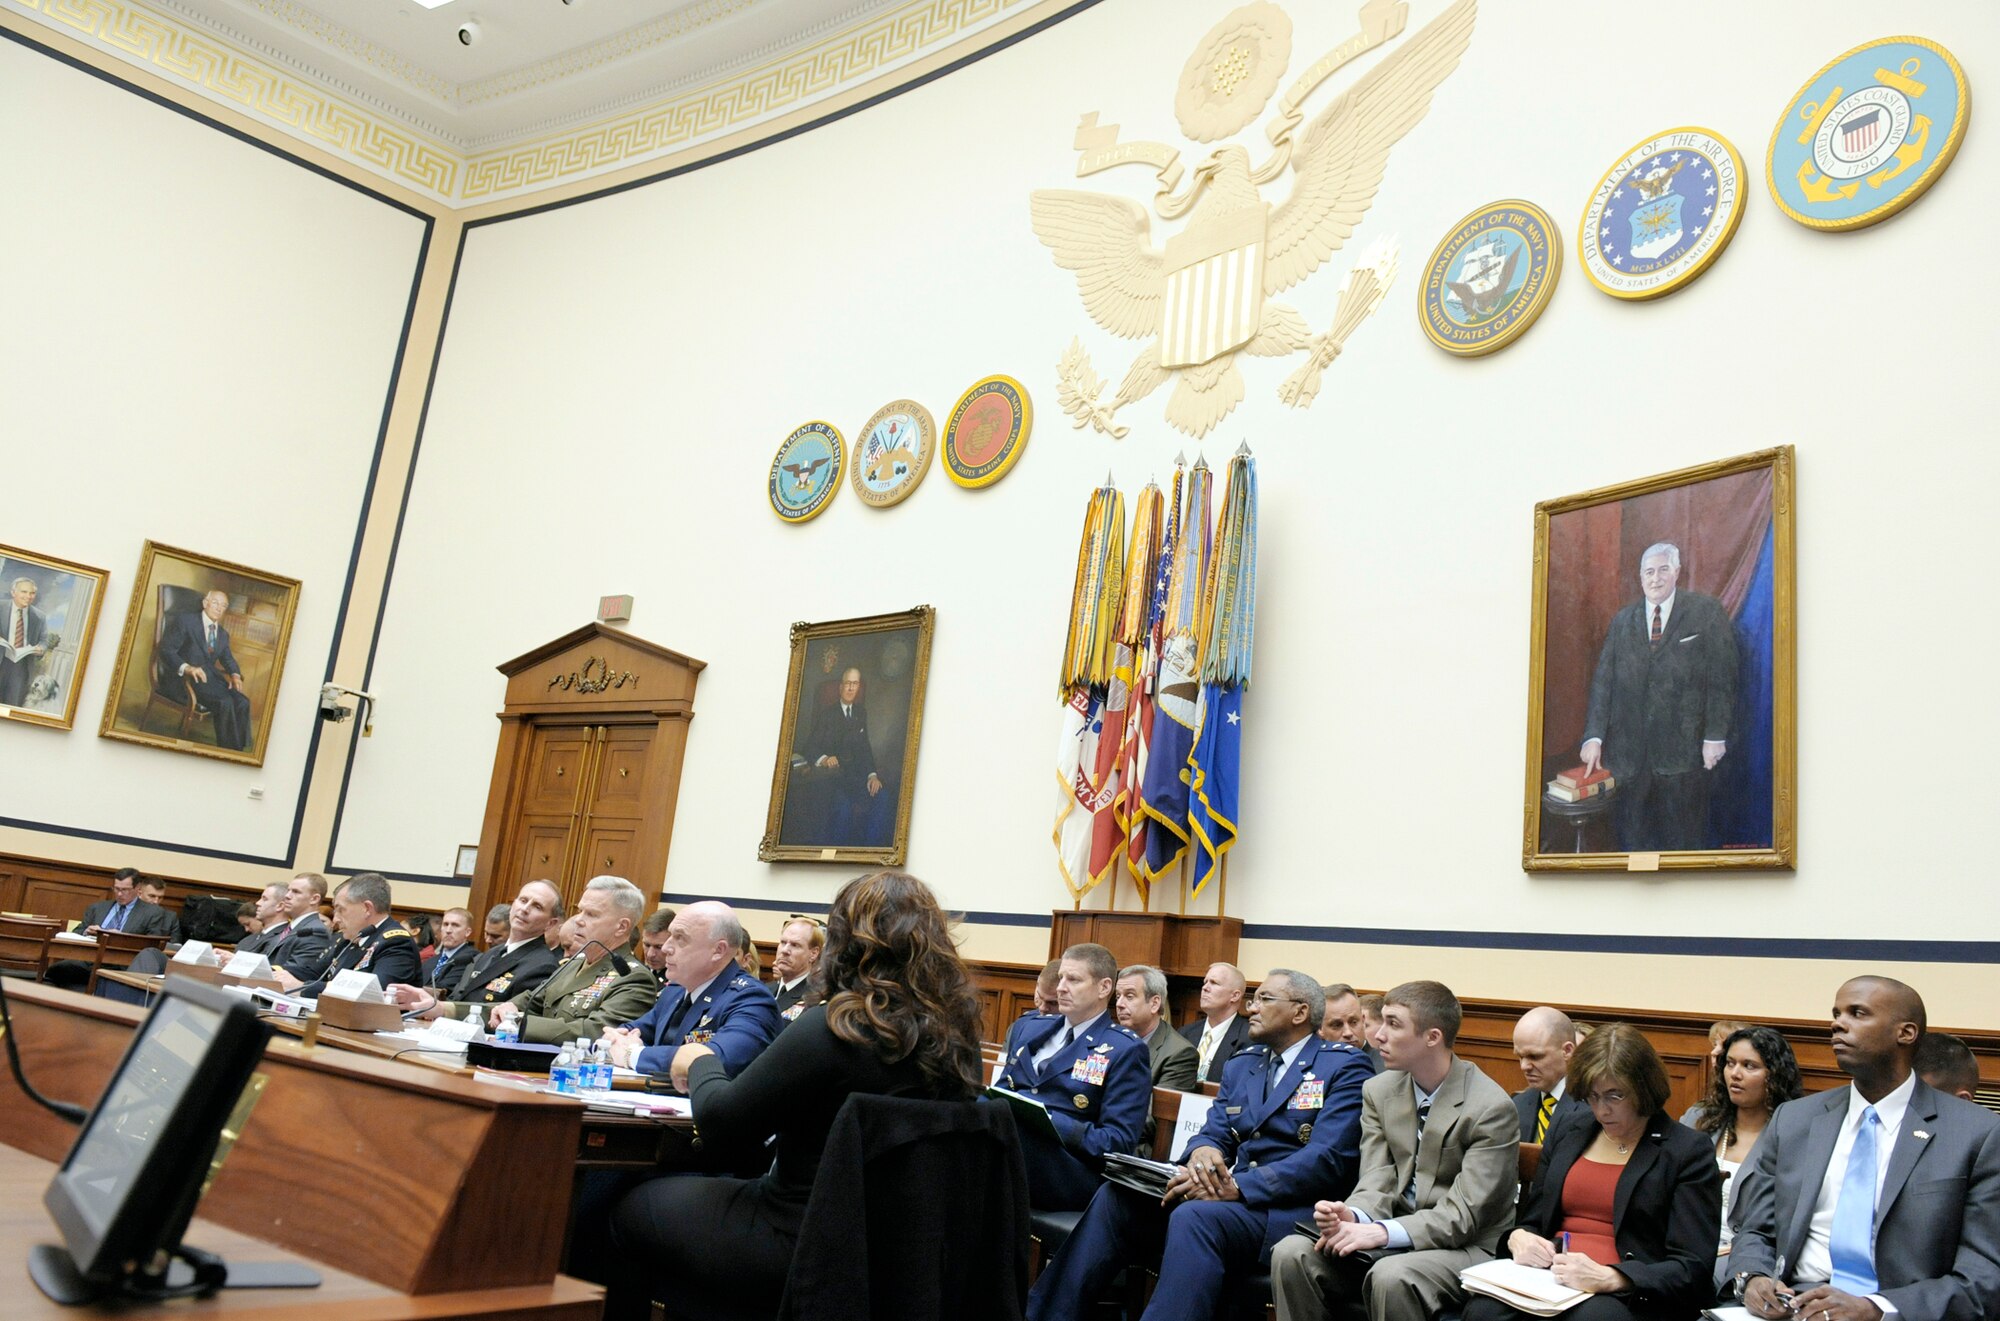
[578,939,631,976]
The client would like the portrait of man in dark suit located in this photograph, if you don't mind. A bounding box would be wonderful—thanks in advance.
[157,587,254,750]
[1579,541,1737,852]
[802,665,893,847]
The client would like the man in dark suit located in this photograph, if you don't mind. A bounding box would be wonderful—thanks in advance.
[804,666,891,846]
[1731,976,2000,1321]
[1511,1005,1588,1147]
[1181,961,1254,1085]
[1321,983,1385,1071]
[1028,970,1374,1321]
[44,868,181,989]
[157,587,253,751]
[769,917,823,1024]
[2,575,50,707]
[1579,541,1738,852]
[1272,980,1521,1321]
[233,883,291,955]
[263,872,333,981]
[421,906,476,992]
[275,872,419,998]
[997,942,1151,1211]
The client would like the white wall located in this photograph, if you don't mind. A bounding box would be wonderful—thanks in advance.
[0,38,429,860]
[339,0,2000,963]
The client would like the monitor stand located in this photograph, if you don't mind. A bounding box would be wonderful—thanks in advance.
[30,1242,321,1305]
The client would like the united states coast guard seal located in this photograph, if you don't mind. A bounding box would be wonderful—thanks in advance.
[768,421,844,524]
[1766,36,1969,232]
[1419,199,1561,357]
[1578,127,1745,301]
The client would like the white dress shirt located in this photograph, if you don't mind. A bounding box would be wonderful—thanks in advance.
[1034,1010,1104,1069]
[1795,1071,1916,1312]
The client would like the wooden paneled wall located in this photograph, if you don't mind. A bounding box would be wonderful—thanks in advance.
[0,852,450,926]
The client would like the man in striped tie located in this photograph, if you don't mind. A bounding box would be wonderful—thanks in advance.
[1730,976,2000,1321]
[1510,1005,1586,1147]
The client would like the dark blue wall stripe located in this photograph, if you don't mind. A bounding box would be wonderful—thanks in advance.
[2,23,434,871]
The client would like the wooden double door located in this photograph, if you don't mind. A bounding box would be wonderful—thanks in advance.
[470,624,704,923]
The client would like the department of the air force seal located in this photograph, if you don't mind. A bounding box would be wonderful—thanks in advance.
[1767,36,1969,232]
[943,375,1032,489]
[1420,199,1561,357]
[1579,127,1745,301]
[850,400,936,509]
[768,421,844,523]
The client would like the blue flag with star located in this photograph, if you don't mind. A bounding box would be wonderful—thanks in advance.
[1186,681,1242,898]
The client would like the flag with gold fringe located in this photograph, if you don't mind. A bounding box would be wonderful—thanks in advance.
[1138,459,1213,885]
[1121,463,1181,900]
[1087,481,1163,895]
[1187,450,1258,899]
[1053,483,1125,900]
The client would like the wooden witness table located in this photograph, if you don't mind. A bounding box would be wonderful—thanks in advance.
[0,979,605,1316]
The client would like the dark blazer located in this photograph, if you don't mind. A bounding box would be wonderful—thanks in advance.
[79,897,178,939]
[156,609,243,694]
[772,976,813,1022]
[298,917,419,998]
[1519,1110,1722,1315]
[806,699,879,792]
[421,942,475,991]
[1515,1085,1591,1146]
[1730,1079,2000,1321]
[1179,1013,1253,1085]
[1582,590,1737,776]
[266,912,332,980]
[444,935,560,1004]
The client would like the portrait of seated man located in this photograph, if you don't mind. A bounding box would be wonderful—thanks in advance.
[156,587,254,751]
[798,665,893,847]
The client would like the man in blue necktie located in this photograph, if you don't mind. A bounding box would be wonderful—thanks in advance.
[1730,976,2000,1321]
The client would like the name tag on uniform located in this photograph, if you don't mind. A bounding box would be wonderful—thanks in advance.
[1071,1055,1108,1086]
[1294,1078,1325,1110]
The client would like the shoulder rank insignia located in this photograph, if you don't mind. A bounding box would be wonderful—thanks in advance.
[382,928,412,939]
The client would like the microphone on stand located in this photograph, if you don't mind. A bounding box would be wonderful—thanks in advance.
[579,939,631,976]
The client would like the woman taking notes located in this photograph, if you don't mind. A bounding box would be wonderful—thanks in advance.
[1469,1024,1722,1321]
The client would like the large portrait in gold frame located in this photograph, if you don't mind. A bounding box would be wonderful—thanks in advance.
[1524,448,1794,871]
[0,542,110,732]
[98,541,301,767]
[759,606,934,865]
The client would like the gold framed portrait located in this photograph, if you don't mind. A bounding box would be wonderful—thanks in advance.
[759,606,934,865]
[99,541,302,767]
[1524,448,1795,871]
[1,543,111,732]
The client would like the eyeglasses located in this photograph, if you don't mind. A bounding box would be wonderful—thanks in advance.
[1252,991,1302,1007]
[1585,1089,1629,1107]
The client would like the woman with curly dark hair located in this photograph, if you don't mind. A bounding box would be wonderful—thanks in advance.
[601,871,984,1321]
[1691,1026,1801,1287]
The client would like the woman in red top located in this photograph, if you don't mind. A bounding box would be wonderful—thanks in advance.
[1469,1024,1722,1321]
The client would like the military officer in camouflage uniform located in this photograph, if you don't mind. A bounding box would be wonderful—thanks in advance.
[475,875,656,1043]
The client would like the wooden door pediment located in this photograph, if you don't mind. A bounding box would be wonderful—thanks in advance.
[497,621,706,712]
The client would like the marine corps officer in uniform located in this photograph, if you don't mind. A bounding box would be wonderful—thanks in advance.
[995,942,1152,1211]
[276,872,420,998]
[1029,969,1375,1321]
[604,901,779,1082]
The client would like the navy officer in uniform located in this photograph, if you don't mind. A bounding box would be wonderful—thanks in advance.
[995,941,1151,1210]
[275,872,420,998]
[1028,969,1375,1321]
[604,900,779,1082]
[390,880,565,1016]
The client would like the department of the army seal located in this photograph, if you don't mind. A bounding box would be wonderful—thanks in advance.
[1767,36,1969,231]
[943,375,1032,489]
[1578,127,1745,301]
[850,400,936,509]
[768,421,844,524]
[1420,199,1561,356]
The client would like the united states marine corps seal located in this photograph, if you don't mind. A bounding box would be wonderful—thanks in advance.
[1767,37,1969,232]
[769,421,844,523]
[1420,199,1560,356]
[943,375,1032,489]
[1579,127,1745,301]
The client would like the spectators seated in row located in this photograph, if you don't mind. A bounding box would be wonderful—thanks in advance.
[1116,963,1199,1138]
[1182,960,1254,1085]
[1689,1026,1803,1286]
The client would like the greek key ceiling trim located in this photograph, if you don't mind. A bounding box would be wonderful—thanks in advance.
[8,0,1034,208]
[10,0,460,197]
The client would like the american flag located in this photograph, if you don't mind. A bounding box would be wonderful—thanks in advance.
[1840,108,1884,156]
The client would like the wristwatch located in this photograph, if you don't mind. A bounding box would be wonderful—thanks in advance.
[1734,1272,1766,1302]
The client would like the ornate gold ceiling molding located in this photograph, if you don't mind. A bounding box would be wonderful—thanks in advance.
[8,0,1032,207]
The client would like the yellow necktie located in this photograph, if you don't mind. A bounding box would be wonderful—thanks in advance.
[1535,1092,1556,1142]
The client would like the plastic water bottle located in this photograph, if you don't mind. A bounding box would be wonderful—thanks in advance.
[550,1042,576,1095]
[494,1015,520,1044]
[589,1041,612,1092]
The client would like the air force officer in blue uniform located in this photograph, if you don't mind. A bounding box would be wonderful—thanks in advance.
[996,942,1152,1210]
[604,901,779,1083]
[1029,969,1376,1321]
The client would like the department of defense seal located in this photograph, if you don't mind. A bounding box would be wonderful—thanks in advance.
[1578,127,1745,301]
[1767,36,1969,232]
[943,375,1033,489]
[850,400,936,509]
[768,421,844,524]
[1420,199,1561,356]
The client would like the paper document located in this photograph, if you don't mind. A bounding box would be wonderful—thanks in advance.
[1702,1309,1755,1321]
[1458,1259,1590,1316]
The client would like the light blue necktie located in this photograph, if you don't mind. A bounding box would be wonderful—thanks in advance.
[1828,1106,1881,1294]
[106,902,129,933]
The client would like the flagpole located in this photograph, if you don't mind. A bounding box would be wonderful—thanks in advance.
[1218,852,1228,918]
[1177,853,1187,916]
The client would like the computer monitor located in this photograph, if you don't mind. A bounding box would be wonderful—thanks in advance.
[35,977,272,1302]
